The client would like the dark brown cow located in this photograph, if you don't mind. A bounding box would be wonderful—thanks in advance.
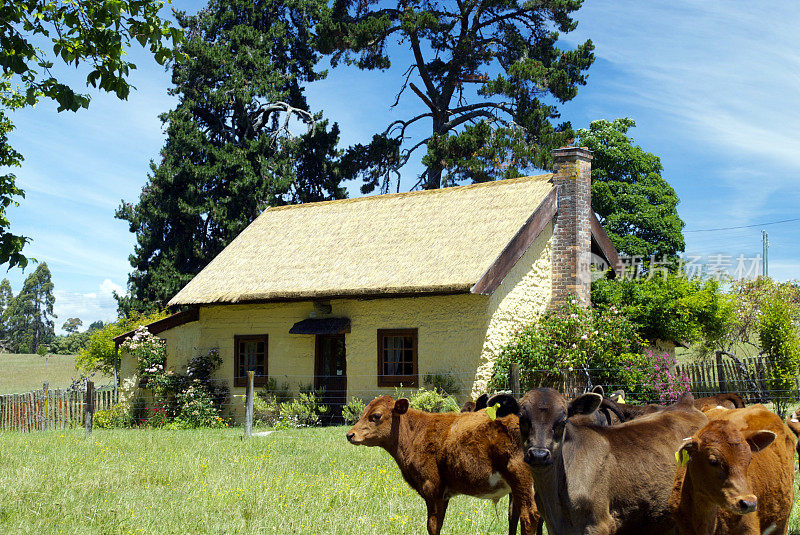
[670,405,795,534]
[491,389,707,535]
[460,393,489,412]
[347,395,540,535]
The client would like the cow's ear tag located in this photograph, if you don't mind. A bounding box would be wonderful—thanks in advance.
[675,449,690,467]
[485,403,501,421]
[617,394,625,404]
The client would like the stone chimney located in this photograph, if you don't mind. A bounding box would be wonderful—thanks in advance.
[551,146,593,307]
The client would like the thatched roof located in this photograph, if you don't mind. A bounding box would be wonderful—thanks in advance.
[169,175,555,306]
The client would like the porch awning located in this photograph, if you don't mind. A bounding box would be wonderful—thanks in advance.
[289,317,351,335]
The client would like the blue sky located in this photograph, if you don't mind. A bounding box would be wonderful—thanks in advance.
[4,0,799,332]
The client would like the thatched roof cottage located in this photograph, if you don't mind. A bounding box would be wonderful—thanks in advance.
[115,147,620,416]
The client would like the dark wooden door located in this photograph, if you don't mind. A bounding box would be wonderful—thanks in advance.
[315,334,347,422]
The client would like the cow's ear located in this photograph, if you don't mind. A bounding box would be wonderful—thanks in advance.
[746,430,776,453]
[475,393,489,411]
[568,393,602,416]
[393,398,409,415]
[677,438,698,467]
[487,394,519,418]
[591,385,605,396]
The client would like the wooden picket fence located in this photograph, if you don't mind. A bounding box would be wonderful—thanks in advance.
[0,384,117,432]
[516,355,795,404]
[674,355,785,403]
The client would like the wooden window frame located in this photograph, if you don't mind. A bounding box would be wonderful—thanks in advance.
[234,334,269,388]
[377,328,418,387]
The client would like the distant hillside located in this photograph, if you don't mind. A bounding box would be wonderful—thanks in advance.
[0,354,113,394]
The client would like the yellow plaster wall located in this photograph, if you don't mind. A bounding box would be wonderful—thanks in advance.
[472,224,553,396]
[119,225,553,415]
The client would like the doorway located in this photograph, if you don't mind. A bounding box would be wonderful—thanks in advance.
[315,334,347,422]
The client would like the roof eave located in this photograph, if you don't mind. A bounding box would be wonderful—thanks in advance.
[470,186,558,296]
[168,285,476,307]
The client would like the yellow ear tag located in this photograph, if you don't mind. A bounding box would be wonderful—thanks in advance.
[675,449,690,468]
[617,394,625,404]
[485,403,501,421]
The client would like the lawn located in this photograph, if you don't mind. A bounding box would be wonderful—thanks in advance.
[0,426,797,535]
[0,354,112,394]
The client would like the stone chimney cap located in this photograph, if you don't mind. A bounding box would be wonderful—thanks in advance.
[552,146,593,161]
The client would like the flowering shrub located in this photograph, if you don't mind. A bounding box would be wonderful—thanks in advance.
[123,337,230,428]
[146,403,169,428]
[641,350,690,403]
[121,325,167,386]
[491,298,650,399]
[169,386,228,429]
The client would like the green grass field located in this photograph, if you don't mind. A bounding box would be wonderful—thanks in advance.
[0,354,112,394]
[0,426,797,534]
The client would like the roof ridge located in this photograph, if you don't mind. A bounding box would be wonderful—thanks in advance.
[267,173,553,212]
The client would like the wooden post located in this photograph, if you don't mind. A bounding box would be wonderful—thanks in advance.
[244,371,255,438]
[84,381,95,439]
[716,352,727,394]
[509,363,520,397]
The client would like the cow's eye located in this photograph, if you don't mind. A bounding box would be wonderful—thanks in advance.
[708,457,720,467]
[369,413,382,423]
[553,419,566,432]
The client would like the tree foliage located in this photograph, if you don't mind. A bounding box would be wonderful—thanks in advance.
[577,118,685,259]
[318,0,594,192]
[5,262,57,353]
[76,309,168,374]
[62,317,83,334]
[591,274,731,348]
[0,0,181,267]
[116,0,350,311]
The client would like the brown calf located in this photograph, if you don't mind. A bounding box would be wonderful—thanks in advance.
[670,405,795,534]
[491,389,707,535]
[347,395,540,535]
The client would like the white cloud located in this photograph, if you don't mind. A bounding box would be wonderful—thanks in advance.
[54,278,127,333]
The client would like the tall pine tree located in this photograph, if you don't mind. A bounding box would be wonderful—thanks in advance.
[6,263,56,353]
[117,0,350,312]
[319,0,594,192]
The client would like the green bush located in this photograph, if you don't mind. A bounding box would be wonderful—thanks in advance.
[342,397,366,425]
[592,273,732,348]
[253,395,280,425]
[273,391,329,429]
[422,372,461,395]
[251,388,331,428]
[94,403,132,428]
[172,385,227,428]
[391,386,460,413]
[409,388,460,413]
[259,377,292,404]
[760,297,800,416]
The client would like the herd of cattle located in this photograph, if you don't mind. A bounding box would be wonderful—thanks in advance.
[346,387,800,535]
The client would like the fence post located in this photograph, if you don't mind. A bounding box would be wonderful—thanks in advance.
[715,352,727,394]
[509,363,520,397]
[84,381,95,439]
[244,371,254,438]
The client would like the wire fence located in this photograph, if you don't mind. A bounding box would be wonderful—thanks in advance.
[1,354,797,431]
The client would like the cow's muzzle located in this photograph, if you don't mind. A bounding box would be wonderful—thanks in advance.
[736,496,757,515]
[524,447,552,466]
[346,432,356,443]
